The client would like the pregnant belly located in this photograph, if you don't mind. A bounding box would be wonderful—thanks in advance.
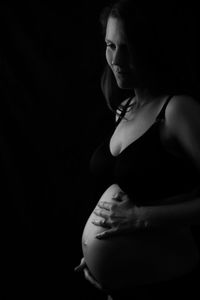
[81,184,199,290]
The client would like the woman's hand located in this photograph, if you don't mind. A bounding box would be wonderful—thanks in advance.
[92,190,146,239]
[74,257,104,291]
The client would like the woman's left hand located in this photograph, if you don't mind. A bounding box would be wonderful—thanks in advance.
[92,191,145,239]
[74,257,104,291]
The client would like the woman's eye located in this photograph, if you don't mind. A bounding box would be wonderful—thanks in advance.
[106,43,115,50]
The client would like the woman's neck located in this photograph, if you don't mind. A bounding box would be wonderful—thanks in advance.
[134,88,163,107]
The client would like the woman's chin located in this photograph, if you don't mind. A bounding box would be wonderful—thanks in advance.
[117,82,132,89]
[115,78,134,89]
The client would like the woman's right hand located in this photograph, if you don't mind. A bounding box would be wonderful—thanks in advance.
[74,257,104,291]
[74,257,86,272]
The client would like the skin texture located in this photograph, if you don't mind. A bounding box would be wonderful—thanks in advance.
[93,95,200,238]
[75,16,200,292]
[105,17,136,89]
[105,17,154,102]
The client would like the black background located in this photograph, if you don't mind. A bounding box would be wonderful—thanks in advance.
[0,1,199,299]
[0,1,112,299]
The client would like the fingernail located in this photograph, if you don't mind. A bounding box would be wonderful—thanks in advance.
[96,233,104,239]
[74,265,81,272]
[96,234,101,239]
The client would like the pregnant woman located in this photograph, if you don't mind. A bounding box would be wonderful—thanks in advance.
[75,1,200,299]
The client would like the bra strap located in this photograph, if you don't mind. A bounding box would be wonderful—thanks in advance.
[155,95,174,122]
[115,97,133,127]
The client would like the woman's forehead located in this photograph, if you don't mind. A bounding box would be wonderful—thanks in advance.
[105,17,127,43]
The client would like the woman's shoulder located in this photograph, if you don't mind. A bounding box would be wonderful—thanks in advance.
[164,94,200,139]
[165,94,200,121]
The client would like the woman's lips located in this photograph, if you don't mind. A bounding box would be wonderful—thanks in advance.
[115,70,131,77]
[114,67,132,75]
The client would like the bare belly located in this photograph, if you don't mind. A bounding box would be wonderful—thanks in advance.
[82,184,199,290]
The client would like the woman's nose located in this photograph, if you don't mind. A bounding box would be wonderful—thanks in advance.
[112,48,125,66]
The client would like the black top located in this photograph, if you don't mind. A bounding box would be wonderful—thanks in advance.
[90,96,199,206]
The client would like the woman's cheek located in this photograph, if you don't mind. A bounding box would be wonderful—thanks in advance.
[106,48,112,67]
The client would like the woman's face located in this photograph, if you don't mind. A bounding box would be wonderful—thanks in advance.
[105,17,139,89]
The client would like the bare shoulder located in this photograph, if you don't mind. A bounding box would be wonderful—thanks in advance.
[165,94,200,127]
[164,95,200,161]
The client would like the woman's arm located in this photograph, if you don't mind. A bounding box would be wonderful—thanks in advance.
[93,95,200,238]
[143,95,200,228]
[143,189,200,229]
[165,95,200,169]
[93,189,200,239]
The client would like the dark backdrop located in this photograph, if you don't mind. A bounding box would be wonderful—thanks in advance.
[0,2,112,299]
[0,2,199,299]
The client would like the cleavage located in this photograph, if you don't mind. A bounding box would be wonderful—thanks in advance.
[110,116,157,157]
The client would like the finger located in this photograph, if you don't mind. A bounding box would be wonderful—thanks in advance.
[97,201,111,210]
[80,257,85,264]
[112,190,125,200]
[93,208,108,218]
[84,268,103,290]
[92,218,111,228]
[96,228,121,239]
[74,258,86,272]
[74,264,85,272]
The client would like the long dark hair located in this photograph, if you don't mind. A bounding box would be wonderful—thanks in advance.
[100,0,199,111]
